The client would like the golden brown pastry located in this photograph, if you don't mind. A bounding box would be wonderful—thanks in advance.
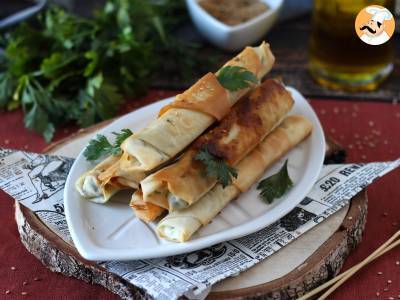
[157,115,313,242]
[140,79,294,217]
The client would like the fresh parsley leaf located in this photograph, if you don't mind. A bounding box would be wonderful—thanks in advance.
[257,160,293,204]
[195,146,237,188]
[217,66,258,91]
[83,134,114,161]
[114,129,133,149]
[19,76,56,142]
[83,51,99,77]
[24,102,55,143]
[76,74,123,127]
[40,52,78,79]
[0,73,15,107]
[83,129,133,161]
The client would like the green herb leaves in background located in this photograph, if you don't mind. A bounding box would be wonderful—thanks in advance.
[195,146,238,188]
[83,129,132,161]
[257,160,293,204]
[217,66,258,91]
[0,0,216,141]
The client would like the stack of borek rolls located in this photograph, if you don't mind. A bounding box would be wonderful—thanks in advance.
[76,42,275,203]
[131,79,294,221]
[156,115,313,242]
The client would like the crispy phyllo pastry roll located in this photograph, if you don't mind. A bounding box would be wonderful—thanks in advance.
[77,42,274,203]
[75,155,128,203]
[156,115,313,242]
[140,79,294,217]
[119,42,275,174]
[76,152,147,203]
[130,190,166,222]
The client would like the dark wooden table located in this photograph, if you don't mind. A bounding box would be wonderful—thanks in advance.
[153,16,400,102]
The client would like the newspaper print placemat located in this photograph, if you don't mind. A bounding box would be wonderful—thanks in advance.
[0,148,398,300]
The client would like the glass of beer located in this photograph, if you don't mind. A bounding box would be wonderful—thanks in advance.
[309,0,395,91]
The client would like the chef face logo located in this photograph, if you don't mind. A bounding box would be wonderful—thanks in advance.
[355,5,395,45]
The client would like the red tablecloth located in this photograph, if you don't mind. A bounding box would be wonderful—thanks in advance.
[0,92,399,299]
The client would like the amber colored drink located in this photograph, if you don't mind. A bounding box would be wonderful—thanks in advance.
[309,0,395,91]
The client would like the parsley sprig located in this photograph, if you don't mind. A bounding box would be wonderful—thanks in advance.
[83,129,132,161]
[257,160,293,204]
[195,146,238,188]
[217,66,258,91]
[0,1,217,142]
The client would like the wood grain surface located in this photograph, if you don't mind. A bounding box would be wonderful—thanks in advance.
[11,118,369,299]
[152,16,400,102]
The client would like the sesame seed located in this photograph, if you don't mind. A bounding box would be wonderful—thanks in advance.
[5,290,11,295]
[378,271,383,275]
[369,121,374,127]
[389,297,394,300]
[4,139,10,145]
[348,144,354,149]
[33,277,41,281]
[348,216,353,220]
[372,130,381,136]
[320,109,326,115]
[333,107,339,114]
[362,155,367,160]
[24,145,29,150]
[397,295,400,299]
[376,291,380,296]
[395,261,399,266]
[387,280,392,284]
[21,292,28,296]
[382,212,389,217]
[383,140,388,145]
[330,128,336,133]
[10,267,16,271]
[23,281,28,286]
[384,288,389,292]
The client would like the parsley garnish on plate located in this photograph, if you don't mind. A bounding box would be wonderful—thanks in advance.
[195,146,238,188]
[83,129,132,161]
[257,160,293,204]
[217,66,258,91]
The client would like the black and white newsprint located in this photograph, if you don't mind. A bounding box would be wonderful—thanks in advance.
[0,148,398,300]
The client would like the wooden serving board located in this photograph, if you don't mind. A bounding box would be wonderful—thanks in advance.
[14,120,367,299]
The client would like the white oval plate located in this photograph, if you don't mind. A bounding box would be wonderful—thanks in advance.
[64,86,325,261]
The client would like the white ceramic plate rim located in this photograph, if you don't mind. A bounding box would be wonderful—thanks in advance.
[64,86,325,261]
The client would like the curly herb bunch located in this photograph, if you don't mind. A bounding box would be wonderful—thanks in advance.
[0,0,215,142]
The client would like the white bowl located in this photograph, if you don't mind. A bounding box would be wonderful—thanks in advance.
[186,0,283,52]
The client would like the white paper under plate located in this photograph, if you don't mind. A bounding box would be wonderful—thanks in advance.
[64,86,325,261]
